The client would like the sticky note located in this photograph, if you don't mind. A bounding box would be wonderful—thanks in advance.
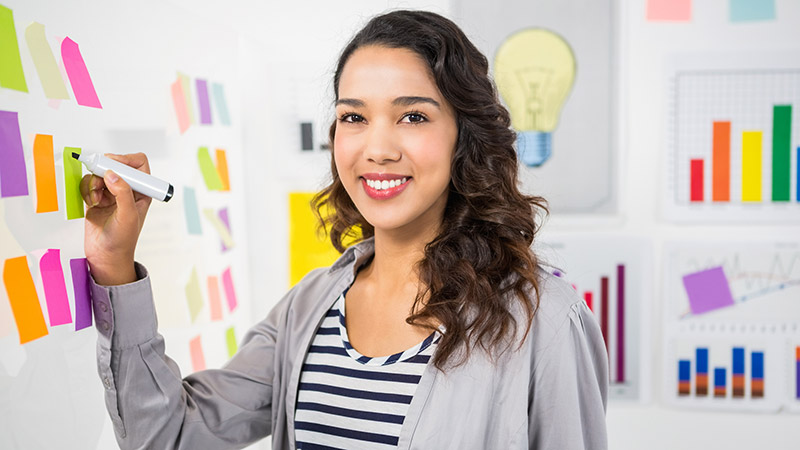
[183,186,202,234]
[61,37,102,108]
[185,266,204,323]
[646,0,691,22]
[207,276,222,321]
[39,249,72,326]
[4,256,49,344]
[196,79,212,124]
[222,267,238,313]
[219,208,231,252]
[64,147,84,220]
[70,258,92,331]
[189,335,206,372]
[0,110,29,198]
[0,5,28,92]
[212,83,231,125]
[34,134,58,213]
[289,192,341,286]
[215,149,230,191]
[730,0,775,22]
[25,22,69,99]
[197,147,223,191]
[203,208,234,248]
[225,327,237,358]
[682,266,735,315]
[178,72,196,125]
[171,78,190,134]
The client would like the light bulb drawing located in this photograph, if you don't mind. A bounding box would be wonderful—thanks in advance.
[494,28,576,167]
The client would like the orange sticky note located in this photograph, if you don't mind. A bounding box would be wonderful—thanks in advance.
[207,276,222,321]
[33,134,58,213]
[189,335,206,372]
[215,148,230,191]
[3,256,49,344]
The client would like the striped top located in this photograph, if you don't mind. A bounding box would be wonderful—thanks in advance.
[295,292,441,449]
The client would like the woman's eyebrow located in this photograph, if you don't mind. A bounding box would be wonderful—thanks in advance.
[392,96,440,108]
[335,98,365,107]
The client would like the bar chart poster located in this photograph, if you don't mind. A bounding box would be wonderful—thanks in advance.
[536,235,650,402]
[663,241,800,411]
[663,54,800,223]
[787,341,800,413]
[666,338,782,412]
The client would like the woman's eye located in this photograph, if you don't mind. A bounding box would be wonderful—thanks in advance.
[402,113,427,124]
[339,113,364,123]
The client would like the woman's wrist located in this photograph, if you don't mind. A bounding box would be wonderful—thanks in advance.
[88,259,137,286]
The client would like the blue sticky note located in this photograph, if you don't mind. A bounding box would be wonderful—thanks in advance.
[212,83,231,126]
[681,266,735,315]
[183,186,202,234]
[730,0,775,22]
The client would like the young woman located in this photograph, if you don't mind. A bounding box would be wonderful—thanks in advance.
[82,10,608,450]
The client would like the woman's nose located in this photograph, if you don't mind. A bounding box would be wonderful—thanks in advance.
[363,122,402,163]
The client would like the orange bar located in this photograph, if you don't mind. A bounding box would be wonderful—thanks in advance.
[678,381,691,396]
[216,148,230,191]
[3,256,49,344]
[33,134,58,212]
[696,374,708,396]
[732,375,745,398]
[712,121,731,202]
[752,379,764,398]
[796,346,800,361]
[714,387,726,397]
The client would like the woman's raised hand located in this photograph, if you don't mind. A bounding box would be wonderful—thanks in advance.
[79,153,152,286]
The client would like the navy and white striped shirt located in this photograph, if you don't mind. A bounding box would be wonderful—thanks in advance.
[295,292,441,449]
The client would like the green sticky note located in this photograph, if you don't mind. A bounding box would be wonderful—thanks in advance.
[64,147,84,220]
[185,266,204,323]
[197,146,223,191]
[0,5,28,92]
[225,326,237,358]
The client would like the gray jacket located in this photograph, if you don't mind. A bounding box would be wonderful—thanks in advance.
[92,238,609,449]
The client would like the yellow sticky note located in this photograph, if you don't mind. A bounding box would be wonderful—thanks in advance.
[185,266,204,323]
[225,326,237,358]
[289,192,342,286]
[25,22,70,99]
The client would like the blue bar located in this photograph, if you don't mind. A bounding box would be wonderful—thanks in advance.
[679,360,691,381]
[752,352,764,379]
[714,368,727,388]
[696,348,709,374]
[733,347,745,375]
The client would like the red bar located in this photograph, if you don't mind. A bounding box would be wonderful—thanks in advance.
[583,291,593,312]
[601,276,609,354]
[712,121,731,201]
[690,159,704,202]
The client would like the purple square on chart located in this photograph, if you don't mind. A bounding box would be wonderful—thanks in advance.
[681,266,735,315]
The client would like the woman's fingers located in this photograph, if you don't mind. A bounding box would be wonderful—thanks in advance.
[105,152,151,174]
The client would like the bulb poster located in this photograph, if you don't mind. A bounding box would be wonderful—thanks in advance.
[453,0,617,214]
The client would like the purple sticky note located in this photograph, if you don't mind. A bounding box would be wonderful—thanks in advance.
[0,110,30,198]
[219,207,231,252]
[40,249,72,326]
[682,266,735,315]
[70,258,92,331]
[196,79,212,124]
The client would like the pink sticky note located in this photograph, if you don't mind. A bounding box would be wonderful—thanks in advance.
[39,249,72,326]
[189,335,206,371]
[61,37,102,108]
[70,258,92,331]
[207,276,223,321]
[171,78,190,134]
[222,267,238,312]
[646,0,691,22]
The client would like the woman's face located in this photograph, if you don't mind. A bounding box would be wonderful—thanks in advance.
[334,45,458,237]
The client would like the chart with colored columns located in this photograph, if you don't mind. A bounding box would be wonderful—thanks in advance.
[796,346,800,401]
[581,264,626,385]
[689,105,796,203]
[677,346,765,400]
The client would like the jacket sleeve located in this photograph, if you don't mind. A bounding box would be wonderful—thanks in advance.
[528,293,609,450]
[93,263,284,450]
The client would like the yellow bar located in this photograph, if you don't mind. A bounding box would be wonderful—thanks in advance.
[741,131,762,202]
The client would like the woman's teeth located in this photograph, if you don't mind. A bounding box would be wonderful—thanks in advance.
[366,178,408,190]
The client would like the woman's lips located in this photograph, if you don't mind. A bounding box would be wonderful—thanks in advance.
[361,175,411,200]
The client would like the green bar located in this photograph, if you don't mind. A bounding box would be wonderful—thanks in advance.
[0,5,28,92]
[772,105,791,201]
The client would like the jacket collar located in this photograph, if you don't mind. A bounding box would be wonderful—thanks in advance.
[329,237,375,277]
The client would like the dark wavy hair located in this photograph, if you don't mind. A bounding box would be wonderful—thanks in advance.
[313,10,548,371]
